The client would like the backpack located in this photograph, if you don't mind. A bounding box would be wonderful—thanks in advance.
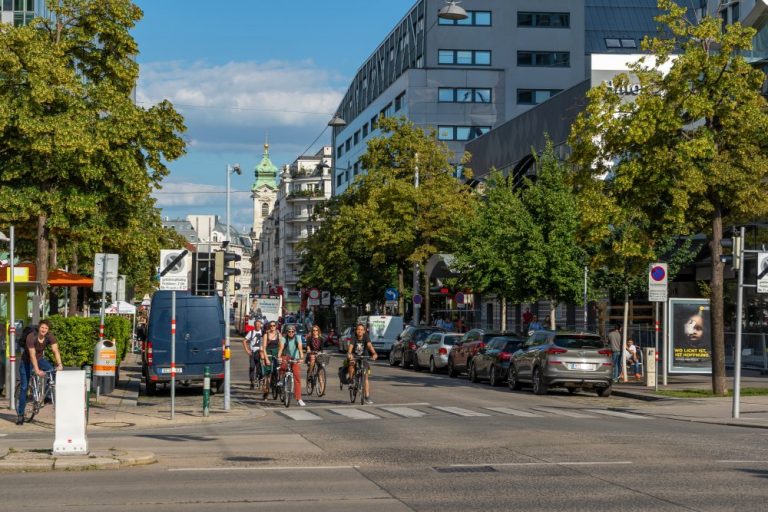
[17,324,38,352]
[338,365,350,385]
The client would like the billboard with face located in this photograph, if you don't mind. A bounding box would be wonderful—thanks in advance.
[668,298,711,374]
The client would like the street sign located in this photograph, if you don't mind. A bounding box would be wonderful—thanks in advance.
[116,275,126,302]
[385,288,399,301]
[159,249,190,291]
[648,262,668,302]
[321,290,331,306]
[307,287,321,306]
[758,252,768,293]
[455,292,465,305]
[93,253,119,294]
[413,293,423,305]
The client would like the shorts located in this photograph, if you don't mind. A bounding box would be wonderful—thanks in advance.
[343,357,371,375]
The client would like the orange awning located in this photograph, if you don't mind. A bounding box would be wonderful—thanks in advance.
[48,269,93,287]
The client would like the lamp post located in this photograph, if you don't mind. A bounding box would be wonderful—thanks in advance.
[224,163,241,412]
[328,114,346,198]
[412,156,420,327]
[1,227,15,409]
[438,0,468,21]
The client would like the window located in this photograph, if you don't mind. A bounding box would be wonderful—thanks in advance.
[345,138,351,151]
[371,115,378,130]
[336,174,342,187]
[732,3,740,23]
[517,12,570,28]
[261,202,269,217]
[437,126,491,141]
[439,87,491,103]
[439,10,492,26]
[438,50,492,66]
[605,38,637,49]
[517,51,569,67]
[337,145,343,158]
[395,91,406,111]
[353,162,359,176]
[362,123,369,137]
[438,88,454,102]
[353,130,360,145]
[517,89,562,105]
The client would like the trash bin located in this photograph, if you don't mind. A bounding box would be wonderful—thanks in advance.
[93,339,117,395]
[644,347,656,387]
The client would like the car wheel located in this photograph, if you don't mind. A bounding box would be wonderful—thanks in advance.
[469,362,479,383]
[145,379,156,396]
[489,366,499,387]
[448,359,457,378]
[413,356,420,371]
[402,352,411,369]
[596,383,612,397]
[429,357,437,374]
[568,387,580,395]
[508,365,522,391]
[532,367,548,395]
[389,350,397,367]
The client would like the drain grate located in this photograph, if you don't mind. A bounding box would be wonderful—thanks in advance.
[433,466,497,473]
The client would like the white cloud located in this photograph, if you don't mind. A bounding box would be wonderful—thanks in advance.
[153,181,226,207]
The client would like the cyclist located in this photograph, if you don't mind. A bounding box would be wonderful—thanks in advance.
[17,319,63,425]
[305,324,326,372]
[345,323,378,405]
[241,319,263,389]
[277,325,305,407]
[260,321,282,399]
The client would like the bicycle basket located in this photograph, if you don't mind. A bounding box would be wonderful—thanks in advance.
[316,353,331,366]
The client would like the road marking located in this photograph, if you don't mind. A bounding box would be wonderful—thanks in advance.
[433,406,490,417]
[585,409,650,420]
[279,410,322,421]
[449,461,633,468]
[717,460,768,464]
[380,406,427,418]
[329,408,381,420]
[302,402,430,410]
[485,407,543,418]
[532,407,596,418]
[169,465,360,472]
[0,434,7,437]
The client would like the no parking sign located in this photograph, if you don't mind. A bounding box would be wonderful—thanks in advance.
[648,263,668,302]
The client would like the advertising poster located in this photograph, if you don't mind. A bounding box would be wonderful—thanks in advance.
[668,298,711,374]
[249,294,282,325]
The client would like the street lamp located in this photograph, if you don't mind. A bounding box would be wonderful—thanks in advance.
[224,163,240,412]
[438,0,468,21]
[0,227,15,409]
[328,114,347,197]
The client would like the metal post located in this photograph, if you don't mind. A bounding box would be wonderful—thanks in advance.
[8,226,15,410]
[99,253,107,341]
[663,299,668,386]
[224,165,232,411]
[583,265,588,330]
[654,302,660,393]
[171,290,176,420]
[412,159,420,327]
[203,366,210,417]
[733,226,746,419]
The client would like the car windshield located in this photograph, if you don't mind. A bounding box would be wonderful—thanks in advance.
[414,329,440,341]
[499,339,523,351]
[553,336,603,349]
[444,335,461,345]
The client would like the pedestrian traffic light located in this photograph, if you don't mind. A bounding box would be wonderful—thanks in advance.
[214,250,242,281]
[192,252,215,295]
[720,230,743,271]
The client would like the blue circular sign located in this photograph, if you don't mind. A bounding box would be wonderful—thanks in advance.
[413,294,423,305]
[455,292,465,305]
[385,287,399,301]
[651,266,666,282]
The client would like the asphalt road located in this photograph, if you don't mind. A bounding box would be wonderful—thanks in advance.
[3,348,768,511]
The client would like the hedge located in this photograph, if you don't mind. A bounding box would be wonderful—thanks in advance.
[45,315,132,367]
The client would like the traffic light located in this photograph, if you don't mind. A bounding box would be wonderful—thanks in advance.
[214,250,242,281]
[192,252,215,295]
[720,230,743,271]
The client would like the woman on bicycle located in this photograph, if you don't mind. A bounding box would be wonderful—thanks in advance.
[278,326,305,406]
[305,324,325,370]
[260,321,282,399]
[346,323,377,405]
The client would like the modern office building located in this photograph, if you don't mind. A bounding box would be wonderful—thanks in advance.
[257,147,333,312]
[0,0,51,26]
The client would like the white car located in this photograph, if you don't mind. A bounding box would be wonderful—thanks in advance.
[415,332,463,373]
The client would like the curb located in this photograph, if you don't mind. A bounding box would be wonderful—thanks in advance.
[0,449,157,472]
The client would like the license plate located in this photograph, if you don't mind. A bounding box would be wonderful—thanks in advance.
[566,363,595,371]
[159,367,183,374]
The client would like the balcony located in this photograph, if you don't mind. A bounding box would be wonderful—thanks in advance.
[286,189,325,201]
[285,211,311,222]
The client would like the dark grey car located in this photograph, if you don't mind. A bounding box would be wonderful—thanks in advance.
[508,330,613,397]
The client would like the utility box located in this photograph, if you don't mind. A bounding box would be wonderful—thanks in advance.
[53,370,88,455]
[644,347,656,387]
[93,339,117,395]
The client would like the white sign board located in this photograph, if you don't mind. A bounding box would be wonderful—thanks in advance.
[758,252,768,294]
[93,253,119,294]
[53,370,88,455]
[648,263,668,302]
[321,290,331,306]
[159,249,190,291]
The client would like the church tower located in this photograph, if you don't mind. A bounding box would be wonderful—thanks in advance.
[251,142,278,245]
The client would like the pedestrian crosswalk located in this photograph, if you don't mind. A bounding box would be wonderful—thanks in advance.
[275,404,649,422]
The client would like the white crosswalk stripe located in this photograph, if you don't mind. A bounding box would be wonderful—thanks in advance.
[279,410,323,421]
[532,407,597,418]
[585,409,650,420]
[329,408,381,420]
[380,407,427,418]
[485,407,543,418]
[433,406,490,417]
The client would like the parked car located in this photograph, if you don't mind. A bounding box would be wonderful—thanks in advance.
[338,327,353,353]
[468,335,525,386]
[414,332,463,373]
[357,315,403,356]
[447,329,504,378]
[508,330,613,396]
[388,326,445,368]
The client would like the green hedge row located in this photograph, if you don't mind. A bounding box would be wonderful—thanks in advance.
[45,315,132,367]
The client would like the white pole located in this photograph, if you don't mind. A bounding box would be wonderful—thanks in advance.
[171,290,176,420]
[654,302,659,393]
[663,299,669,386]
[224,165,231,411]
[732,226,746,419]
[99,254,107,341]
[8,226,16,410]
[412,157,420,327]
[583,266,588,330]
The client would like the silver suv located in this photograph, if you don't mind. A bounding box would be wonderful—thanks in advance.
[508,330,613,397]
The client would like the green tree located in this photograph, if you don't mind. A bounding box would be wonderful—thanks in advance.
[568,0,768,394]
[0,0,186,306]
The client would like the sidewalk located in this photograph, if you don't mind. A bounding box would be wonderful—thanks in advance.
[613,368,768,429]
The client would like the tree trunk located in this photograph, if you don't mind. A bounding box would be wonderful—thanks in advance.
[398,267,405,316]
[35,214,49,322]
[549,300,557,329]
[49,238,59,315]
[500,296,507,333]
[68,252,79,317]
[424,268,430,324]
[710,208,727,395]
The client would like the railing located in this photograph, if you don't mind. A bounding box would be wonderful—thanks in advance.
[286,189,324,200]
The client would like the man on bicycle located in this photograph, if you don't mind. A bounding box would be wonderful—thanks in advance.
[242,319,263,389]
[17,320,63,425]
[346,323,377,405]
[277,326,305,406]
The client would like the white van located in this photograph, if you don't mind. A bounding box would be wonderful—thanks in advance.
[357,315,404,355]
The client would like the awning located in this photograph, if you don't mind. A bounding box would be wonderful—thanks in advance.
[48,269,94,287]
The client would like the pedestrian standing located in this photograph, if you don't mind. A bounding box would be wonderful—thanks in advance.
[522,307,533,334]
[607,324,622,382]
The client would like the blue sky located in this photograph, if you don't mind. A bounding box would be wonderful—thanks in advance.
[132,0,416,232]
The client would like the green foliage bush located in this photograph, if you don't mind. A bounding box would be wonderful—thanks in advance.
[46,315,132,367]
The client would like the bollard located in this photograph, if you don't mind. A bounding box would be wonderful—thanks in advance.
[203,366,210,417]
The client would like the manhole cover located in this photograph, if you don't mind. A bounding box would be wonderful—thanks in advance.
[92,421,135,428]
[433,466,496,473]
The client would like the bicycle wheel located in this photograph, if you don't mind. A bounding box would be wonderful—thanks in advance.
[283,374,293,408]
[306,366,316,396]
[271,370,279,400]
[349,372,357,403]
[316,366,326,397]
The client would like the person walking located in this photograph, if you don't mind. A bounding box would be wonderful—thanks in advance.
[607,324,623,382]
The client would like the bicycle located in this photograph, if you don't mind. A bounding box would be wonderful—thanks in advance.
[279,358,300,408]
[15,370,56,423]
[265,354,280,400]
[306,352,328,397]
[349,356,372,405]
